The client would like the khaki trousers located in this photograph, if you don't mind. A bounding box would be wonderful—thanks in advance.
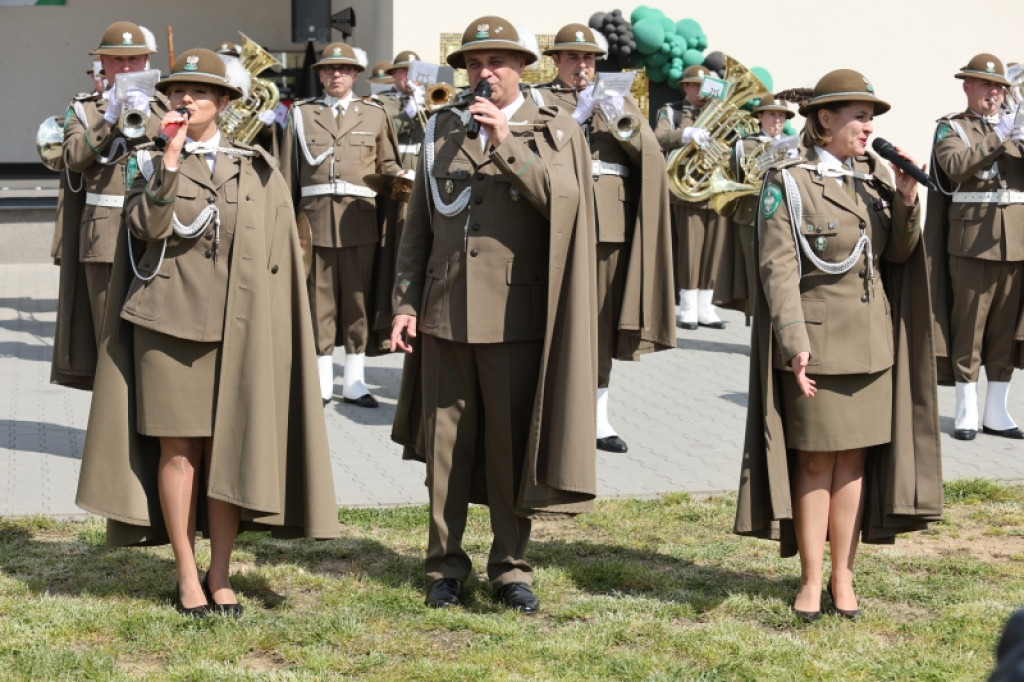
[949,256,1023,382]
[84,262,112,347]
[309,244,375,355]
[596,241,629,388]
[671,200,728,290]
[421,334,541,588]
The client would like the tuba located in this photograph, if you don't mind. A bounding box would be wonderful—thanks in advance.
[666,55,769,203]
[36,115,65,172]
[218,32,281,144]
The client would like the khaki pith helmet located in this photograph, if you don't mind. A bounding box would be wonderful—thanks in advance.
[215,41,241,57]
[387,50,420,73]
[798,69,890,117]
[89,21,155,57]
[446,16,538,69]
[368,61,394,83]
[156,47,243,100]
[955,53,1010,86]
[313,42,365,72]
[754,95,795,119]
[542,23,606,57]
[677,65,710,86]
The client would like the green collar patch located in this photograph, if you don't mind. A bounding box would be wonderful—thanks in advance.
[761,183,783,219]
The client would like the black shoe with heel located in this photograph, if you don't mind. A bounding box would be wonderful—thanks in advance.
[827,579,861,620]
[202,574,244,617]
[174,582,208,618]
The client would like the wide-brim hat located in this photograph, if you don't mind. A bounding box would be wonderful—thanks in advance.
[89,21,155,56]
[368,61,394,83]
[678,65,710,86]
[387,50,420,73]
[215,41,241,58]
[955,53,1009,86]
[156,48,243,99]
[754,95,795,119]
[542,23,606,57]
[446,15,538,69]
[798,69,890,116]
[313,42,366,72]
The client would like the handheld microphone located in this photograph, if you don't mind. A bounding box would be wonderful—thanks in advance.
[153,107,190,150]
[465,80,493,140]
[871,137,937,192]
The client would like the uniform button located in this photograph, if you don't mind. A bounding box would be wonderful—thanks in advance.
[474,197,483,205]
[507,156,515,164]
[859,220,866,228]
[271,265,279,274]
[470,248,479,257]
[816,226,823,233]
[858,269,866,278]
[204,232,213,241]
[860,294,869,303]
[204,250,213,259]
[470,223,481,231]
[207,196,216,204]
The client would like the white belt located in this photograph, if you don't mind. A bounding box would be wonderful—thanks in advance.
[398,143,421,155]
[591,160,630,178]
[952,190,1024,206]
[85,192,125,208]
[300,182,377,199]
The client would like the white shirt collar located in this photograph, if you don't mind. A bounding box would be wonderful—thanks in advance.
[324,93,356,111]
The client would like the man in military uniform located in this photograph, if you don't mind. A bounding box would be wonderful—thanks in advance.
[927,53,1024,440]
[366,60,394,90]
[373,50,427,172]
[52,21,170,389]
[655,65,729,330]
[390,15,598,615]
[279,42,402,407]
[536,23,674,454]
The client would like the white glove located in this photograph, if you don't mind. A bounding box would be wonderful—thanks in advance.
[257,109,276,126]
[572,85,596,124]
[1012,127,1024,143]
[102,86,122,125]
[682,126,711,148]
[403,96,418,119]
[995,112,1018,142]
[124,90,151,116]
[411,83,426,107]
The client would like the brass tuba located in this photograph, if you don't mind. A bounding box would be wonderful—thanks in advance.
[218,32,281,144]
[666,55,769,203]
[710,134,800,216]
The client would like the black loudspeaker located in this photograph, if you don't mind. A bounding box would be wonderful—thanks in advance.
[292,0,331,44]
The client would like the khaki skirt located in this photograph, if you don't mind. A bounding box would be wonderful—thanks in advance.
[779,368,892,452]
[133,326,221,438]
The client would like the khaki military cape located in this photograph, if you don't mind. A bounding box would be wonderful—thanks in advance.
[391,105,600,517]
[734,154,943,556]
[75,148,340,545]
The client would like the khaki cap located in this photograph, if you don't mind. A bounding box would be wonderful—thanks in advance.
[542,23,606,56]
[798,69,890,117]
[156,48,243,99]
[387,50,420,73]
[368,61,394,83]
[754,95,795,119]
[313,42,366,72]
[446,16,538,69]
[955,53,1009,86]
[89,21,155,57]
[678,65,710,86]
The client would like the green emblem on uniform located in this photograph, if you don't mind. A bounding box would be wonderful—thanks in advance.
[125,155,138,188]
[121,32,134,46]
[815,235,827,252]
[444,179,454,194]
[184,55,199,72]
[332,47,343,57]
[761,183,783,219]
[936,122,950,142]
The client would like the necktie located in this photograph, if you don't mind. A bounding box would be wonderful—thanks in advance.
[336,104,345,126]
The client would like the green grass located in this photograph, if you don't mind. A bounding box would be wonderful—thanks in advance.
[0,480,1021,680]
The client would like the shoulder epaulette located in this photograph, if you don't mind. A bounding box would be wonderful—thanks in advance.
[359,96,385,109]
[292,97,320,107]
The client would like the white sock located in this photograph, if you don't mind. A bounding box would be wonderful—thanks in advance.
[317,355,334,402]
[954,381,979,431]
[596,387,617,439]
[678,289,698,325]
[697,289,722,324]
[983,381,1017,431]
[342,352,369,400]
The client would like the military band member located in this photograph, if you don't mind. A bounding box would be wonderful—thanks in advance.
[926,54,1024,440]
[52,21,170,389]
[279,43,403,407]
[367,60,394,88]
[536,23,674,454]
[655,65,729,330]
[390,16,598,614]
[374,50,427,171]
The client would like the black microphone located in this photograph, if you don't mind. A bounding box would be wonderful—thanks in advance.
[465,80,493,140]
[153,107,190,150]
[871,137,937,192]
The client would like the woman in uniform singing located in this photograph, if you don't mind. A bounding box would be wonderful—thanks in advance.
[75,48,340,617]
[734,70,942,621]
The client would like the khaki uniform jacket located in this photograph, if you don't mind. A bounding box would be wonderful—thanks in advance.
[391,100,600,516]
[76,143,340,545]
[52,93,170,390]
[538,80,675,358]
[925,111,1024,383]
[375,88,426,171]
[279,96,402,248]
[759,150,922,374]
[735,152,942,556]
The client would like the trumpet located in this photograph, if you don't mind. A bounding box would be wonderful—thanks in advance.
[577,70,640,141]
[426,82,457,112]
[118,108,148,139]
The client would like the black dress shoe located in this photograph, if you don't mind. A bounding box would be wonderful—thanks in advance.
[698,320,726,329]
[343,393,379,408]
[425,578,462,608]
[202,575,244,617]
[827,580,861,620]
[983,425,1024,439]
[174,582,208,618]
[791,606,820,622]
[596,435,628,453]
[496,582,539,615]
[677,320,698,330]
[323,397,331,407]
[953,429,977,440]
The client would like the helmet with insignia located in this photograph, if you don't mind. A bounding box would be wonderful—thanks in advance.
[215,41,241,58]
[542,23,606,57]
[446,15,538,69]
[955,53,1009,86]
[89,21,155,56]
[387,50,420,73]
[753,95,795,119]
[798,69,890,116]
[677,65,710,87]
[368,60,394,83]
[156,47,243,99]
[313,42,367,72]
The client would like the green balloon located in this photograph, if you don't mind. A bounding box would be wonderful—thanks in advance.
[687,36,698,49]
[659,16,676,36]
[783,120,796,136]
[670,45,683,57]
[668,66,683,82]
[632,17,665,54]
[676,18,703,40]
[647,51,669,68]
[630,5,652,24]
[647,67,667,83]
[696,34,708,51]
[660,61,673,75]
[682,49,704,67]
[751,66,773,93]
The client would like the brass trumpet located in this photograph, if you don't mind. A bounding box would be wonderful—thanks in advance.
[425,82,457,111]
[118,108,148,139]
[578,70,639,141]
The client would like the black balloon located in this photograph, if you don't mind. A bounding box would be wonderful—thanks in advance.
[607,32,619,44]
[703,50,725,73]
[589,12,608,29]
[611,8,622,17]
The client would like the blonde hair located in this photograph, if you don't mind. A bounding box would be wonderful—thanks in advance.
[800,103,844,149]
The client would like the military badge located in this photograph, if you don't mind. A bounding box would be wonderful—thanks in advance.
[761,183,783,219]
[815,236,827,252]
[986,61,995,73]
[575,31,585,42]
[444,179,454,194]
[185,55,199,72]
[935,122,950,142]
[476,23,490,39]
[122,32,134,46]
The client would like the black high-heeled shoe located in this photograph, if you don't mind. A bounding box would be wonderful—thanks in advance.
[202,574,244,617]
[174,582,208,618]
[791,605,821,622]
[827,579,861,620]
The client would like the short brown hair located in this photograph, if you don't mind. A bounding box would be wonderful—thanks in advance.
[801,103,844,149]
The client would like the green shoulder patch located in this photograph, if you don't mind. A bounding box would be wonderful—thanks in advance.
[761,183,783,219]
[935,122,950,142]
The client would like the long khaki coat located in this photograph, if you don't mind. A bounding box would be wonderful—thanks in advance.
[734,151,943,555]
[75,144,340,545]
[391,101,600,516]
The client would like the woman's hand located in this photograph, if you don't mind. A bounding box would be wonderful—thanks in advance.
[791,351,817,398]
[158,109,190,169]
[886,144,924,206]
